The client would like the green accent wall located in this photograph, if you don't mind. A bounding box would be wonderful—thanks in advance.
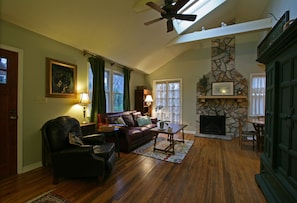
[0,20,145,171]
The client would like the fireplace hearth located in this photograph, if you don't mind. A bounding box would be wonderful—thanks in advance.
[200,115,225,135]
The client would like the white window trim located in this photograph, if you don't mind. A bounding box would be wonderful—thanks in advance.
[105,68,124,113]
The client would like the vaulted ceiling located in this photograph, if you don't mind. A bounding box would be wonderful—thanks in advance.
[0,0,270,73]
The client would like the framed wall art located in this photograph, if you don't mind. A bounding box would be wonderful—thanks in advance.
[46,57,77,98]
[212,82,234,96]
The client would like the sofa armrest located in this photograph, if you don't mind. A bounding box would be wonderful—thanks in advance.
[150,117,158,124]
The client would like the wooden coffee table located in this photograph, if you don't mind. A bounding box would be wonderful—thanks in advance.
[150,123,187,155]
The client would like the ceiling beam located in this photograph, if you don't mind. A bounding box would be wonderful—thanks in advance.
[170,18,273,45]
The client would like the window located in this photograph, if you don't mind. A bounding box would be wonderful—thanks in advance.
[88,65,124,113]
[0,57,7,84]
[153,79,182,124]
[173,0,226,34]
[105,70,124,112]
[250,73,266,116]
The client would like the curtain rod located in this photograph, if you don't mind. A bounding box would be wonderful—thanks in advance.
[82,49,133,71]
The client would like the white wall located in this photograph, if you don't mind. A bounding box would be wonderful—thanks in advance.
[265,0,297,22]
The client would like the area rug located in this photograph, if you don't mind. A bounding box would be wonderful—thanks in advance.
[26,190,71,203]
[133,137,194,164]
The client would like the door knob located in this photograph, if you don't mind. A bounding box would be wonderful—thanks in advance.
[9,116,17,120]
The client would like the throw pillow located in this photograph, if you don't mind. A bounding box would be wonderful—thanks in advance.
[137,116,152,127]
[106,116,119,124]
[122,114,135,127]
[69,132,84,146]
[132,112,142,125]
[115,116,127,125]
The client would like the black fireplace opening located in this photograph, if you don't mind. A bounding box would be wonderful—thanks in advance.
[200,115,226,135]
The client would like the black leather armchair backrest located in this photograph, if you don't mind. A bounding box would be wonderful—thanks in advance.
[42,116,82,152]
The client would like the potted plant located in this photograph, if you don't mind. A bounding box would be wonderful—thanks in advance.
[198,75,208,95]
[158,120,170,130]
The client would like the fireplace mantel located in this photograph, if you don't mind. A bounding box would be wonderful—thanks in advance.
[198,95,247,103]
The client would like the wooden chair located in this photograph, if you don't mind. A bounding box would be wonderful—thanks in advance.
[238,117,257,150]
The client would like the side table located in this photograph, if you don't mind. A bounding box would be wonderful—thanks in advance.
[80,122,96,136]
[98,128,120,158]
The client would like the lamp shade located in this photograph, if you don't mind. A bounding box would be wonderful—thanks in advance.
[144,95,153,103]
[144,94,153,106]
[79,93,90,106]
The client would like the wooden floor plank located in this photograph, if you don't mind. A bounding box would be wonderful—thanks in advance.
[0,134,266,203]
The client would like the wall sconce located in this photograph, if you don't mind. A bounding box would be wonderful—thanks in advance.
[144,95,153,106]
[79,92,90,123]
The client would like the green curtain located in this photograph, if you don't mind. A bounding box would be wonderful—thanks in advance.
[123,67,131,111]
[88,57,106,123]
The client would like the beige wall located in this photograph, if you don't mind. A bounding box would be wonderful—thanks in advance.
[0,20,145,171]
[146,32,265,132]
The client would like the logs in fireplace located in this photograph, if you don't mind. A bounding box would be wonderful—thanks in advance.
[200,115,226,135]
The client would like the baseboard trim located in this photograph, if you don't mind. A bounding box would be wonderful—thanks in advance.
[21,162,42,174]
[195,133,232,140]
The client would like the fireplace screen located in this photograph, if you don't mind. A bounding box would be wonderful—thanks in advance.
[200,115,226,135]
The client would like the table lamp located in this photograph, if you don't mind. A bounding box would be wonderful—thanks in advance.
[144,95,153,106]
[79,92,90,123]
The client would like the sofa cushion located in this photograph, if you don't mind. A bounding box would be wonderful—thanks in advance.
[128,128,144,140]
[122,114,135,127]
[136,116,152,127]
[132,112,142,125]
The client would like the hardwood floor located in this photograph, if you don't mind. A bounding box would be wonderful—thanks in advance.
[0,134,266,203]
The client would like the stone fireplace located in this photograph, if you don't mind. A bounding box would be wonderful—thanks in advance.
[196,37,248,138]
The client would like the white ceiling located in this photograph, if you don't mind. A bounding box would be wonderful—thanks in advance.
[0,0,270,74]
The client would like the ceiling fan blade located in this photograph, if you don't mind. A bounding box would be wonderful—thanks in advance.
[146,2,166,14]
[174,13,197,21]
[167,19,174,32]
[144,17,164,25]
[172,0,190,12]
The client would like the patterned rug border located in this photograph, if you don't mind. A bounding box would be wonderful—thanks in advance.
[26,190,71,203]
[133,137,194,164]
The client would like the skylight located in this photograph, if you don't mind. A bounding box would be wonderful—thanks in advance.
[173,0,226,34]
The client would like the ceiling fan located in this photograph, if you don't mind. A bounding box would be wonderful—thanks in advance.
[144,0,197,32]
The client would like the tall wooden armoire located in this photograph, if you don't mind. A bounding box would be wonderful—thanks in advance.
[255,17,297,202]
[134,88,152,116]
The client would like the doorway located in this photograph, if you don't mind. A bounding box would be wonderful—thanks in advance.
[0,48,18,178]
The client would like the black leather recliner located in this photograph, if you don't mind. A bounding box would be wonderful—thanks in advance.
[41,116,116,184]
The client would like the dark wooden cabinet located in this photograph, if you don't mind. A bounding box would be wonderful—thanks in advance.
[80,122,96,136]
[255,20,297,202]
[135,89,152,116]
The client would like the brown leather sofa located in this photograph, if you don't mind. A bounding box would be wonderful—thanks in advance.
[98,111,158,152]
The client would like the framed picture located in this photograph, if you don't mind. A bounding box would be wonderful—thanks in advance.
[46,57,77,98]
[212,82,234,96]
